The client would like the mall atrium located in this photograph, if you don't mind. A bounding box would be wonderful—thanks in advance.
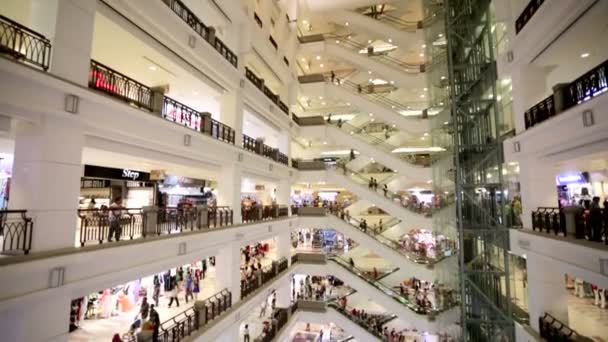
[0,0,606,341]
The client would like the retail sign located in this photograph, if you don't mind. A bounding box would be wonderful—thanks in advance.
[84,165,150,182]
[556,172,584,185]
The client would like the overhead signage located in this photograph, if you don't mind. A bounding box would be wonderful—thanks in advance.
[84,165,150,182]
[555,172,585,186]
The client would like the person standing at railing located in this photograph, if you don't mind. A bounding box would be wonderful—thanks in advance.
[383,184,388,198]
[108,197,124,242]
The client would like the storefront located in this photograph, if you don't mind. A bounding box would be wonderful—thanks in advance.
[556,171,608,207]
[79,165,154,209]
[157,174,213,207]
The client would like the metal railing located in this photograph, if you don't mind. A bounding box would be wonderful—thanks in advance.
[242,204,288,223]
[163,96,202,131]
[207,117,236,144]
[244,67,289,114]
[161,0,237,67]
[253,12,263,28]
[155,289,232,342]
[524,58,607,131]
[76,205,233,247]
[241,133,289,165]
[538,312,591,342]
[515,0,546,34]
[269,35,278,50]
[0,210,33,255]
[89,60,154,111]
[531,206,607,244]
[0,15,51,71]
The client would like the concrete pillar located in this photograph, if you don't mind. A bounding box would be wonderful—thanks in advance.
[217,241,242,303]
[511,65,548,134]
[527,253,570,332]
[0,291,70,342]
[143,206,159,236]
[518,157,558,228]
[274,275,291,308]
[47,0,96,85]
[276,230,291,266]
[9,117,83,251]
[217,163,243,224]
[219,89,244,147]
[277,177,291,215]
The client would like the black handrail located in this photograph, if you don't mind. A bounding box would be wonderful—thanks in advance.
[163,96,202,131]
[515,0,546,34]
[524,58,607,131]
[244,67,289,114]
[269,35,278,50]
[531,206,607,244]
[538,312,590,342]
[0,15,52,71]
[0,210,33,255]
[161,0,237,67]
[241,133,288,165]
[89,59,154,111]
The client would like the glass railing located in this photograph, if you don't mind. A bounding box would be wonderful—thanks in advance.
[0,14,52,71]
[0,210,33,255]
[330,256,457,317]
[329,120,433,167]
[524,58,607,130]
[161,0,237,67]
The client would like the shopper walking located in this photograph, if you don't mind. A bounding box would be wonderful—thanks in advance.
[185,273,194,303]
[140,297,150,320]
[108,197,123,242]
[243,324,250,342]
[149,304,160,342]
[153,281,160,307]
[383,184,388,197]
[168,279,180,308]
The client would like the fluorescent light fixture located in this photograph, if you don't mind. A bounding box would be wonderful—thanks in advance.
[444,121,449,125]
[391,147,446,153]
[320,64,324,68]
[148,65,157,71]
[321,102,326,105]
[423,132,429,136]
[580,52,590,58]
[419,53,424,57]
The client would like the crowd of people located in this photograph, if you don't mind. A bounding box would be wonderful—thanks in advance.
[240,242,271,287]
[397,277,456,314]
[292,275,347,302]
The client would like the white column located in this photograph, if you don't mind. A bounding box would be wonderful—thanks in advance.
[274,275,291,308]
[220,89,244,147]
[0,292,70,342]
[46,0,97,85]
[276,229,291,266]
[277,175,291,208]
[511,65,548,134]
[10,117,83,251]
[217,242,242,303]
[518,157,558,228]
[527,253,570,331]
[217,163,243,224]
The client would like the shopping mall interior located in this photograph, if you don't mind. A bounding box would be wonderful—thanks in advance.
[0,0,607,341]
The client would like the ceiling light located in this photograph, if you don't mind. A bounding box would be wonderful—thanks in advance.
[419,53,424,57]
[438,33,443,38]
[346,102,351,106]
[422,44,426,48]
[424,88,428,91]
[350,131,354,135]
[443,121,449,125]
[390,80,394,84]
[368,40,372,44]
[305,65,309,69]
[316,56,321,60]
[323,141,328,145]
[439,102,444,106]
[580,52,590,58]
[319,96,323,100]
[423,132,429,136]
[392,124,396,128]
[193,91,199,95]
[426,180,433,184]
[388,38,392,43]
[320,64,324,68]
[321,102,326,105]
[421,137,426,140]
[391,105,395,109]
[347,35,351,39]
[368,71,372,74]
[370,118,375,122]
[420,94,425,98]
[369,113,373,117]
[336,40,340,43]
[440,76,446,80]
[148,65,157,71]
[302,20,309,24]
[368,78,373,82]
[501,79,511,86]
[301,58,306,62]
[345,22,349,26]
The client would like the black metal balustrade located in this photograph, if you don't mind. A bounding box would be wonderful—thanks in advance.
[163,96,202,131]
[242,204,288,223]
[0,210,33,255]
[0,15,51,71]
[240,257,287,300]
[208,117,236,144]
[269,35,278,50]
[76,205,233,247]
[241,134,289,165]
[244,67,289,114]
[515,0,546,34]
[538,313,590,342]
[161,0,237,67]
[524,58,608,130]
[157,289,232,342]
[89,60,154,111]
[242,134,257,153]
[531,206,608,244]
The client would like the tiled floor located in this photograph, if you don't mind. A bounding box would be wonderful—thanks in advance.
[69,267,219,342]
[567,292,608,342]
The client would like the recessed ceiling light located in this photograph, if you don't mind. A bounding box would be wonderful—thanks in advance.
[580,52,590,58]
[421,137,425,140]
[419,53,424,57]
[422,44,426,48]
[420,94,425,98]
[316,56,321,60]
[370,118,375,122]
[438,33,443,38]
[302,20,309,24]
[347,35,351,39]
[148,65,157,71]
[345,22,349,26]
[323,141,327,145]
[424,87,428,91]
[440,76,446,80]
[368,71,372,74]
[301,58,306,62]
[439,102,444,106]
[368,78,373,82]
[320,64,324,68]
[392,124,396,128]
[193,91,199,95]
[388,38,392,43]
[336,40,340,43]
[346,102,350,106]
[319,96,323,100]
[369,113,373,117]
[368,40,372,44]
[321,102,326,105]
[390,80,395,84]
[423,132,429,136]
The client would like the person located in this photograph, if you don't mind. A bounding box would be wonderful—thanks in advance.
[331,70,335,83]
[193,277,200,299]
[357,84,362,93]
[202,259,208,279]
[185,273,194,303]
[349,257,355,268]
[149,304,160,342]
[326,113,332,124]
[345,210,350,222]
[140,297,150,320]
[319,328,324,341]
[383,184,388,197]
[337,118,343,128]
[153,280,160,307]
[259,300,267,318]
[378,219,383,233]
[168,279,180,308]
[305,323,311,332]
[350,149,355,161]
[112,333,123,342]
[87,197,96,212]
[361,219,367,233]
[108,197,123,242]
[368,178,373,190]
[372,178,378,191]
[243,324,250,342]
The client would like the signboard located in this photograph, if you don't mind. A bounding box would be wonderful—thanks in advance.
[84,165,150,182]
[555,172,585,186]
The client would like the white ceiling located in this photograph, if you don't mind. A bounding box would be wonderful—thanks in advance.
[92,13,222,119]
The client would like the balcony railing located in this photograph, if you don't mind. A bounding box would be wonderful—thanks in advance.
[241,134,289,165]
[163,96,202,131]
[524,58,608,130]
[538,312,588,342]
[89,60,154,111]
[76,205,233,247]
[253,12,263,28]
[157,289,232,342]
[242,204,289,223]
[161,0,237,67]
[515,0,546,34]
[241,257,288,299]
[531,206,607,244]
[269,35,278,50]
[244,67,289,114]
[0,15,51,71]
[0,210,33,255]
